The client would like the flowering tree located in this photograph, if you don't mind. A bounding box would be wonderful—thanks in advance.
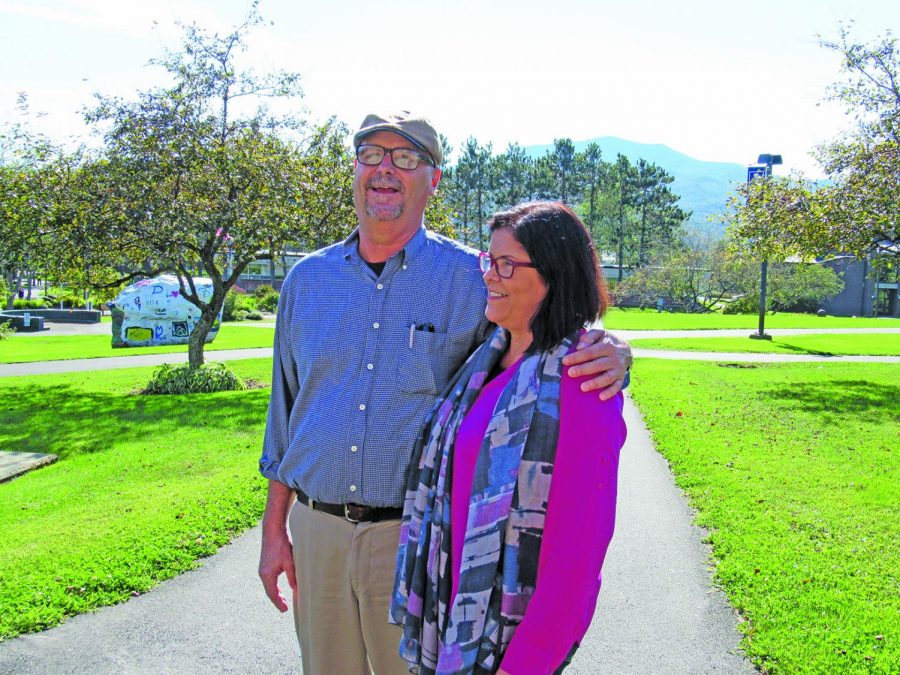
[72,6,354,366]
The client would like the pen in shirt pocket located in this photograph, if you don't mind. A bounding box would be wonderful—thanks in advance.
[408,322,436,348]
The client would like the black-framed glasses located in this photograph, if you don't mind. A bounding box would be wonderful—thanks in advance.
[479,252,538,279]
[355,144,435,170]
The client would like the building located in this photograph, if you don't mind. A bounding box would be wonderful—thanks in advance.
[238,250,306,292]
[819,255,900,318]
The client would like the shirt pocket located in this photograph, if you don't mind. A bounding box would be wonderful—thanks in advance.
[396,328,454,396]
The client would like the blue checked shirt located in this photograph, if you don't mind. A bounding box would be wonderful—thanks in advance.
[259,225,492,507]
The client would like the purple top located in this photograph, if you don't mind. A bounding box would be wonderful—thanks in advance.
[451,351,626,674]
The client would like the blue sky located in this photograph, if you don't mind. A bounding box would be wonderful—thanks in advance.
[1,0,898,176]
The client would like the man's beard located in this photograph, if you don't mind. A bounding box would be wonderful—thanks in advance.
[365,189,406,221]
[366,200,405,221]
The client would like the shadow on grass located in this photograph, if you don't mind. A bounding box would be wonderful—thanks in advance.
[0,383,269,457]
[760,379,900,422]
[771,341,834,356]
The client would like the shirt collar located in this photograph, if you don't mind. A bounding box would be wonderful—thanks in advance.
[341,223,428,266]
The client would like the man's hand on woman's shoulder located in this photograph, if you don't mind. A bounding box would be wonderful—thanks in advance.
[562,329,632,400]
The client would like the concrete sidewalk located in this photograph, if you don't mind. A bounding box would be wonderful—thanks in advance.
[0,348,273,378]
[5,344,898,380]
[0,397,753,674]
[0,451,58,482]
[616,327,900,340]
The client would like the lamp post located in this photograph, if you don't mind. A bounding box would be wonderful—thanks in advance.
[748,153,782,340]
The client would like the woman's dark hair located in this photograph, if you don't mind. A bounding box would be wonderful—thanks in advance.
[487,201,609,353]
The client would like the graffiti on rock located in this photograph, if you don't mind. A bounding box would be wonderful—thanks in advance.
[109,274,221,348]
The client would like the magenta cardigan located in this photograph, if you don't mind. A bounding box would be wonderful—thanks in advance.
[450,354,626,674]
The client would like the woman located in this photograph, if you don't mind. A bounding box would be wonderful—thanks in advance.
[391,202,627,674]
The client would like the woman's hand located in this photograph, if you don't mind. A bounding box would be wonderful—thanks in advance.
[562,329,632,400]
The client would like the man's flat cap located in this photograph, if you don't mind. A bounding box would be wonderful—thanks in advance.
[353,111,443,167]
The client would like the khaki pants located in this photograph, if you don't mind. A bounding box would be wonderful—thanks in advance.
[289,501,408,675]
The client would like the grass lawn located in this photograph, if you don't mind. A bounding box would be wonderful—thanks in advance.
[0,323,275,364]
[603,308,900,331]
[630,360,899,673]
[630,333,900,356]
[0,358,273,640]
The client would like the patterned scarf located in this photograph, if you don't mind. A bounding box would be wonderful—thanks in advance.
[390,326,574,674]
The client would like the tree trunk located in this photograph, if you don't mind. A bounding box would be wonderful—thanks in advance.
[476,189,484,250]
[188,308,218,368]
[617,240,624,282]
[4,271,19,310]
[462,195,470,246]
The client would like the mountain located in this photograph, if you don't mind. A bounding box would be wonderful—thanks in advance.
[523,137,747,236]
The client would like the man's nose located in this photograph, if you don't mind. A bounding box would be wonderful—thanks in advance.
[377,150,397,170]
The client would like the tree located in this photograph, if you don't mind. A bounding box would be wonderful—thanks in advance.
[72,5,354,367]
[0,152,34,309]
[765,263,844,312]
[577,143,604,241]
[601,154,639,280]
[726,27,898,263]
[453,138,493,247]
[0,104,58,309]
[617,237,843,313]
[617,239,753,313]
[632,159,689,265]
[547,138,579,204]
[493,142,531,210]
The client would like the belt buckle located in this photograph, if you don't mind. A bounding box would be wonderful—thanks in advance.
[344,504,361,523]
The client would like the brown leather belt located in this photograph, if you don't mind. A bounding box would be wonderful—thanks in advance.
[295,490,403,523]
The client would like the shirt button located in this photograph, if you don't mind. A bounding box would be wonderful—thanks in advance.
[351,445,358,452]
[402,264,408,270]
[359,403,366,411]
[376,283,384,290]
[373,322,380,329]
[349,485,357,492]
[367,363,374,370]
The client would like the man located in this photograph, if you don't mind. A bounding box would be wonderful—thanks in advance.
[258,111,632,674]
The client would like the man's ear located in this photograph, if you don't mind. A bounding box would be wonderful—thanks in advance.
[430,167,443,194]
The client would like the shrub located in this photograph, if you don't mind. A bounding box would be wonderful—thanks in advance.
[12,298,47,310]
[245,310,264,320]
[144,362,245,395]
[222,289,256,321]
[44,293,86,309]
[0,320,15,340]
[721,294,759,314]
[254,284,276,300]
[257,292,279,313]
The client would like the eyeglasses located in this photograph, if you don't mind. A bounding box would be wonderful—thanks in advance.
[356,144,435,170]
[478,252,538,279]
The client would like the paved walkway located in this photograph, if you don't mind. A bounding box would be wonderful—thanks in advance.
[0,451,58,482]
[616,327,900,340]
[632,348,900,363]
[0,397,753,674]
[0,348,274,378]
[4,339,898,380]
[12,320,276,337]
